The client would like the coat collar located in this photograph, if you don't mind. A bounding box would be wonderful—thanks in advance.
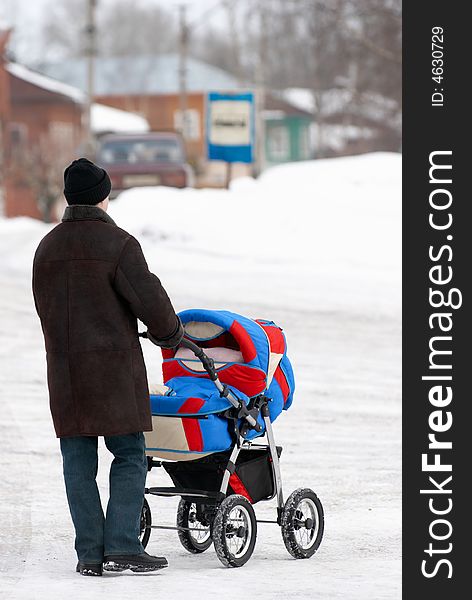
[62,204,116,226]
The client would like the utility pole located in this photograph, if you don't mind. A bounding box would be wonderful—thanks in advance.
[254,4,267,177]
[84,0,97,157]
[0,29,12,214]
[223,0,243,86]
[177,2,225,142]
[178,4,189,141]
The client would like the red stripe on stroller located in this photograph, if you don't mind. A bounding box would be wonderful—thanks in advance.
[229,473,253,503]
[178,397,205,451]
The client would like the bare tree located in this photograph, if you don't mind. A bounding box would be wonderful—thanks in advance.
[192,0,401,155]
[38,0,87,60]
[8,128,76,222]
[37,0,177,60]
[98,0,176,56]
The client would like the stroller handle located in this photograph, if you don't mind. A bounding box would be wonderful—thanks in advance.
[138,331,216,376]
[138,331,262,432]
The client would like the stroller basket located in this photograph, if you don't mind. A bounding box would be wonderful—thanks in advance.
[163,446,282,504]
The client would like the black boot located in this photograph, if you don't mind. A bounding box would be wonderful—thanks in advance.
[103,552,168,573]
[76,561,103,576]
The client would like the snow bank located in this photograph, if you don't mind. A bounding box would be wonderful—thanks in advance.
[0,216,52,276]
[0,152,401,319]
[108,152,401,317]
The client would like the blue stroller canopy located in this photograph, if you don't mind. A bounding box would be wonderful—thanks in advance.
[145,309,295,458]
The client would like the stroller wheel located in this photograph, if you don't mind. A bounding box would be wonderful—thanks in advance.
[281,488,324,559]
[177,500,212,554]
[212,495,257,568]
[140,497,152,549]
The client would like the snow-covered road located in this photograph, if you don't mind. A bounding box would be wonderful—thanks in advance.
[0,153,401,599]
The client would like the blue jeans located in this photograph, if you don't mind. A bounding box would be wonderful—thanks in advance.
[60,433,147,563]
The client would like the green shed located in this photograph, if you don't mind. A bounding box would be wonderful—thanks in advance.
[263,96,314,167]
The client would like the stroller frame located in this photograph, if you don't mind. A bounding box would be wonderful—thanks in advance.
[140,334,324,567]
[145,404,284,517]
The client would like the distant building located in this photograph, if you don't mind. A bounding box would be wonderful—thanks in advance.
[263,96,313,167]
[0,29,151,219]
[37,54,315,186]
[0,33,84,219]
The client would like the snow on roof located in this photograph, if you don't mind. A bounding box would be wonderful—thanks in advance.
[35,54,242,96]
[282,88,315,114]
[6,62,85,104]
[91,103,150,134]
[262,110,285,120]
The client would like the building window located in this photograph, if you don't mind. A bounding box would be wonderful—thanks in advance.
[9,122,28,148]
[268,125,290,161]
[174,109,200,141]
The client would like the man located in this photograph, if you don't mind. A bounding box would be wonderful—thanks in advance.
[32,158,183,576]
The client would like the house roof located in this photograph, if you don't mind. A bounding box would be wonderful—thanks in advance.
[36,54,242,96]
[265,93,313,118]
[6,62,85,103]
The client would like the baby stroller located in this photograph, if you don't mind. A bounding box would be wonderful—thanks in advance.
[139,309,324,567]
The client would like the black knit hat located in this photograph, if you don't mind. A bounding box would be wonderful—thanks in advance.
[63,158,111,205]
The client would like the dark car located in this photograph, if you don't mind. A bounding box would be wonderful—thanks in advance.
[97,132,194,198]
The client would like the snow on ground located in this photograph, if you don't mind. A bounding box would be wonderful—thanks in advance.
[0,153,401,599]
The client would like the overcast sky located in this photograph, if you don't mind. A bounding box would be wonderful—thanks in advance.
[1,0,226,63]
[1,0,226,23]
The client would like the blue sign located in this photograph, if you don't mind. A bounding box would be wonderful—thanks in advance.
[206,91,255,163]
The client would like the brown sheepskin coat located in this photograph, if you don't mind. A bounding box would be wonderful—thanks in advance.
[32,204,182,437]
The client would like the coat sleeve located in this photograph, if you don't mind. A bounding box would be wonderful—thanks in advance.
[32,247,43,318]
[113,236,183,348]
[32,264,40,317]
